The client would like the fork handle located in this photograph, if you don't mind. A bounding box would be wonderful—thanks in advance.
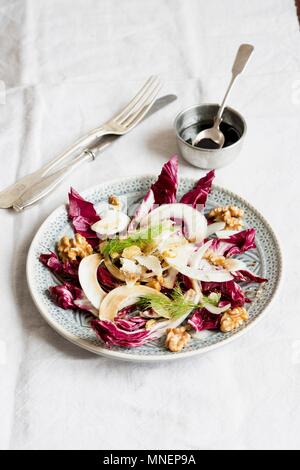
[39,127,107,174]
[13,139,111,211]
[13,151,93,211]
[0,127,108,208]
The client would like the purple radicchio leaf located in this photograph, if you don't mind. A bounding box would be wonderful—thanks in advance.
[188,308,221,332]
[97,266,121,291]
[128,189,155,231]
[201,280,249,308]
[180,274,195,292]
[210,228,257,257]
[49,282,97,315]
[39,252,79,283]
[115,316,148,332]
[150,155,179,205]
[180,170,215,209]
[91,319,152,348]
[232,270,268,284]
[68,187,100,247]
[114,306,148,331]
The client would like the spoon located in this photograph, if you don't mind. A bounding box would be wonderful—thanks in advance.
[192,44,254,148]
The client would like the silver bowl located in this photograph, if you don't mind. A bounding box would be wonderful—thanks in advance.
[174,103,247,169]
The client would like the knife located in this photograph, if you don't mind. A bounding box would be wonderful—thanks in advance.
[11,94,177,211]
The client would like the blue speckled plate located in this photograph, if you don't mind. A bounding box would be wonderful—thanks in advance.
[26,176,282,362]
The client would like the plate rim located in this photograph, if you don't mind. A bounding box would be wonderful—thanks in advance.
[26,174,283,362]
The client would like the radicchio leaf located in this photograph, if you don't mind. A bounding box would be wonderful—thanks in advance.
[49,282,97,315]
[39,252,79,282]
[113,306,148,331]
[232,270,268,284]
[210,228,257,257]
[128,189,154,231]
[180,170,215,209]
[180,274,194,292]
[68,188,100,247]
[201,280,249,308]
[91,319,152,348]
[151,155,178,205]
[188,308,221,332]
[97,266,121,290]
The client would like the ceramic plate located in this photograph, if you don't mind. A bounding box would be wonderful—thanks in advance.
[27,175,282,362]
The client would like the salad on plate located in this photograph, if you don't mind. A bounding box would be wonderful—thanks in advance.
[39,155,267,353]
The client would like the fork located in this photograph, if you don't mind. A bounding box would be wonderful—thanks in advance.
[0,76,161,209]
[11,76,162,211]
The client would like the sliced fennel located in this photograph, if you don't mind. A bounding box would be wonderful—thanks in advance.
[164,259,234,282]
[78,254,106,310]
[99,285,168,321]
[101,222,174,257]
[137,286,199,320]
[206,221,226,237]
[134,254,163,277]
[140,203,207,243]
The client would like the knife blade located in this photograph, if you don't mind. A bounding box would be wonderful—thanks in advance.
[11,94,177,211]
[86,94,177,155]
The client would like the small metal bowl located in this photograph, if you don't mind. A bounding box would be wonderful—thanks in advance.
[174,103,247,169]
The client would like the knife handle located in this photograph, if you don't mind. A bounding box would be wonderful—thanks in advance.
[13,151,93,211]
[0,129,107,209]
[12,134,116,211]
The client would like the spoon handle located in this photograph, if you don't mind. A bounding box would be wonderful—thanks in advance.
[215,44,254,126]
[232,44,254,77]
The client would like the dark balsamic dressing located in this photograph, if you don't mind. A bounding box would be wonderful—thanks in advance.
[181,120,241,149]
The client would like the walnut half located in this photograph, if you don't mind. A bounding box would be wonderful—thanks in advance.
[220,307,249,333]
[208,205,244,230]
[108,194,121,208]
[57,233,93,262]
[165,327,191,352]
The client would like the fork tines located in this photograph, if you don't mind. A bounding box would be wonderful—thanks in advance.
[113,76,161,129]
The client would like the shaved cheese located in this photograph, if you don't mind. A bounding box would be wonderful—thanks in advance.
[91,210,130,237]
[164,259,233,282]
[134,255,162,277]
[120,258,142,286]
[160,267,178,289]
[120,258,142,275]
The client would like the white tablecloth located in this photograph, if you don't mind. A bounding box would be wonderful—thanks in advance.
[1,0,299,450]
